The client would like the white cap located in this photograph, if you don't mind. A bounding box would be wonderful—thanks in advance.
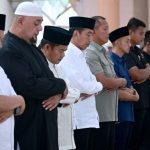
[15,1,43,17]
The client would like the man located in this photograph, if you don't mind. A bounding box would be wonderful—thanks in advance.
[109,26,139,150]
[39,26,80,150]
[0,13,25,150]
[85,16,126,150]
[0,67,25,150]
[60,16,103,150]
[0,14,6,48]
[140,30,150,150]
[143,30,150,62]
[0,2,67,150]
[125,18,150,150]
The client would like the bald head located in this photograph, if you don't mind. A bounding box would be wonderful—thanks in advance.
[10,2,43,44]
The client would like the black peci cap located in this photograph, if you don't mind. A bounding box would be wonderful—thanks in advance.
[0,14,6,31]
[43,26,72,46]
[109,26,129,43]
[69,16,95,30]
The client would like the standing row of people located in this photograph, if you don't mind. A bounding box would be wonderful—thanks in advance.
[0,1,150,150]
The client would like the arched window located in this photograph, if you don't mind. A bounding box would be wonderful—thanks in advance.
[34,0,77,43]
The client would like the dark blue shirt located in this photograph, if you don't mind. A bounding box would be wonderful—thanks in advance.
[110,52,134,122]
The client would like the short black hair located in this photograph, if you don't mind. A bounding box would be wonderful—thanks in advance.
[69,27,85,35]
[91,16,106,28]
[127,17,146,30]
[38,39,59,49]
[144,30,150,46]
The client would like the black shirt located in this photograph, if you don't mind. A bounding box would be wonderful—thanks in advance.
[0,32,66,150]
[143,51,150,64]
[125,46,150,109]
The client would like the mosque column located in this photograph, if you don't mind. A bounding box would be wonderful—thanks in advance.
[0,0,14,31]
[147,0,150,29]
[71,0,120,32]
[119,0,134,26]
[133,0,148,28]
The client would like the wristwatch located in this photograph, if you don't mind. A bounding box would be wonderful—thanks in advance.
[14,107,21,115]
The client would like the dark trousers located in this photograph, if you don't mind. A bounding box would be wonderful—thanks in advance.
[129,109,147,150]
[74,128,95,150]
[93,122,116,150]
[115,122,133,150]
[140,108,150,150]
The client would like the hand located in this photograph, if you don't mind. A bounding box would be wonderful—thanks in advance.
[62,87,68,99]
[62,104,70,108]
[123,88,134,94]
[42,94,62,111]
[0,110,13,123]
[125,88,139,101]
[132,89,139,101]
[134,79,146,84]
[80,93,93,100]
[15,95,26,115]
[119,78,127,88]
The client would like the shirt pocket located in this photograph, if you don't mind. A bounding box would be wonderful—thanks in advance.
[101,59,116,77]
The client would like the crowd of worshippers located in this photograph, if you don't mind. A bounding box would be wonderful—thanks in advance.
[0,1,150,150]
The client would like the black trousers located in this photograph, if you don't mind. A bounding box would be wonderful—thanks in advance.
[93,122,116,150]
[74,128,95,150]
[129,109,147,150]
[115,122,133,150]
[139,108,150,150]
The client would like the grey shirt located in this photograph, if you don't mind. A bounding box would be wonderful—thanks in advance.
[86,41,118,122]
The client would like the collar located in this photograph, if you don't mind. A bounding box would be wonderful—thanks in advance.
[90,41,104,50]
[90,41,106,54]
[47,59,55,69]
[68,42,86,58]
[130,45,142,55]
[110,52,124,63]
[143,51,150,57]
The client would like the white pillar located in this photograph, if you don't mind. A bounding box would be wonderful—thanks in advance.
[119,0,134,26]
[0,0,14,32]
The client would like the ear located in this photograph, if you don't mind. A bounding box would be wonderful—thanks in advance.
[93,29,96,34]
[114,40,118,45]
[43,44,51,55]
[129,29,132,35]
[73,30,78,37]
[17,16,24,26]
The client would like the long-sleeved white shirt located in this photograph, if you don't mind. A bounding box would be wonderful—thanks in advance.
[0,67,16,150]
[48,60,80,150]
[60,43,103,129]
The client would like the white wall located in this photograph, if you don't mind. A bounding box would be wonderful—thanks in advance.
[119,0,134,26]
[0,0,14,31]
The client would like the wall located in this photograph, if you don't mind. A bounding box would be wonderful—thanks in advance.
[0,0,14,31]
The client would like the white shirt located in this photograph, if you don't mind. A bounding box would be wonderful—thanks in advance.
[48,60,80,150]
[0,67,16,150]
[60,43,103,129]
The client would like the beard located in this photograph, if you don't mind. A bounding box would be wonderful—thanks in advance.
[29,36,37,45]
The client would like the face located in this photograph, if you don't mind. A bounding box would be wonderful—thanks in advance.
[117,35,131,54]
[0,30,4,48]
[75,28,93,50]
[20,16,43,44]
[44,44,67,64]
[145,42,150,53]
[129,27,145,45]
[94,19,109,45]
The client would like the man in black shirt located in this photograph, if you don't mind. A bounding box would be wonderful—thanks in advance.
[125,18,150,150]
[140,30,150,150]
[0,2,67,150]
[143,31,150,63]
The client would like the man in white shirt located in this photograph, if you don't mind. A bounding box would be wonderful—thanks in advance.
[60,16,103,150]
[39,26,80,150]
[0,14,6,48]
[0,13,25,150]
[0,67,25,150]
